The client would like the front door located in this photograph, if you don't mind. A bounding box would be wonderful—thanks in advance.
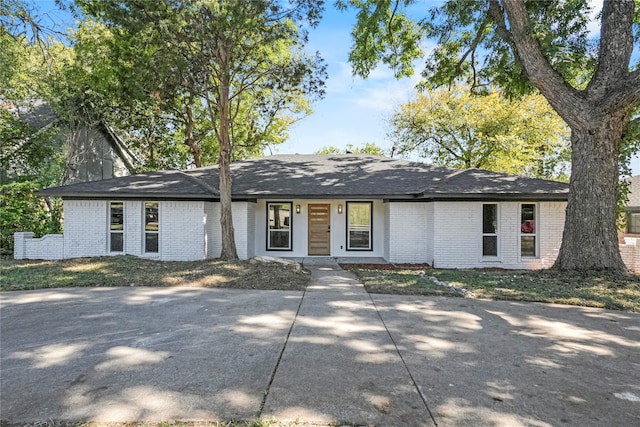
[308,204,331,256]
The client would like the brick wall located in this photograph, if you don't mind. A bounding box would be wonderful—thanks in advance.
[432,201,566,269]
[620,238,640,272]
[387,202,430,263]
[14,232,64,260]
[203,202,255,260]
[159,201,206,261]
[125,201,143,257]
[63,200,108,258]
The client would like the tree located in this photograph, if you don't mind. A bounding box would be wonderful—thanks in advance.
[389,85,570,179]
[342,0,640,273]
[74,0,326,260]
[0,1,68,251]
[316,142,387,155]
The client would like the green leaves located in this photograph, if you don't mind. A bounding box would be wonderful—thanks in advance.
[389,85,570,179]
[342,0,425,78]
[0,181,62,251]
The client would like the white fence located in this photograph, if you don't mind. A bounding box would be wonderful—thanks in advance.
[620,238,640,273]
[13,232,64,260]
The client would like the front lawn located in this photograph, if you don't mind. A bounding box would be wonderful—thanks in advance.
[344,265,640,312]
[0,255,310,292]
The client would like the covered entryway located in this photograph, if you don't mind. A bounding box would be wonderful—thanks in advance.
[308,203,331,255]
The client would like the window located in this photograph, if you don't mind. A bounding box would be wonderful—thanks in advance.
[145,202,159,253]
[109,202,124,252]
[628,213,640,234]
[521,204,537,257]
[347,202,372,250]
[482,204,498,257]
[267,202,292,250]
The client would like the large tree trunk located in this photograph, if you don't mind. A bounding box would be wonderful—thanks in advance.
[553,113,627,272]
[217,51,238,261]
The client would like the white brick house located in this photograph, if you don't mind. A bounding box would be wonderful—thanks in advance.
[16,155,569,269]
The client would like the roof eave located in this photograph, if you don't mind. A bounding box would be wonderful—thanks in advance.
[419,192,569,201]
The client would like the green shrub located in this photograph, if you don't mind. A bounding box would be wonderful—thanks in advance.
[0,181,62,252]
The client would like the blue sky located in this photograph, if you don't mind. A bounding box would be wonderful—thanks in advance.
[35,0,640,175]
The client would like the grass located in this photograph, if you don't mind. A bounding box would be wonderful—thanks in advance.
[0,255,310,292]
[345,266,640,312]
[3,256,639,312]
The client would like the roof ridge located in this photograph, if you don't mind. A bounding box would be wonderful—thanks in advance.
[179,170,219,195]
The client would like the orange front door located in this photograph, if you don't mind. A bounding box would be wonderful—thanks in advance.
[308,204,331,255]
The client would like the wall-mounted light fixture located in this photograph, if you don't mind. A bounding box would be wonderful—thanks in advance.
[337,204,343,214]
[296,204,301,214]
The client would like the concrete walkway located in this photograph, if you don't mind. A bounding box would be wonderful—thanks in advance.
[1,263,639,426]
[261,262,435,426]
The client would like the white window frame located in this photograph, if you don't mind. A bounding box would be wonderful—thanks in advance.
[267,202,293,251]
[482,203,499,258]
[109,201,124,253]
[628,213,640,234]
[346,201,373,251]
[520,203,538,258]
[144,201,159,254]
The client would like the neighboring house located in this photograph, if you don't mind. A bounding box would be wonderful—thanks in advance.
[16,155,570,269]
[622,175,640,237]
[2,100,136,184]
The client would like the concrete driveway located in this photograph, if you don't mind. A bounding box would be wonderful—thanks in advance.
[1,265,639,426]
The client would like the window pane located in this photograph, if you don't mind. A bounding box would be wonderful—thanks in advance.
[145,233,158,253]
[349,203,370,226]
[483,204,497,234]
[110,202,124,231]
[269,230,290,249]
[110,232,123,252]
[630,214,640,234]
[269,203,291,230]
[348,203,371,250]
[483,236,497,256]
[521,204,535,234]
[145,202,159,231]
[521,236,536,257]
[349,230,370,249]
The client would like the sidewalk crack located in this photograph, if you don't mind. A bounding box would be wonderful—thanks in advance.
[367,292,439,427]
[257,286,307,416]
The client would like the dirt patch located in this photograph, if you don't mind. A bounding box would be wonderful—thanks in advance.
[0,256,310,292]
[340,263,431,271]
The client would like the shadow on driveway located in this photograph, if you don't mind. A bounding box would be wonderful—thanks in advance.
[1,286,639,426]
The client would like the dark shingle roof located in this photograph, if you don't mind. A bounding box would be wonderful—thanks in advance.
[39,170,219,199]
[39,154,569,200]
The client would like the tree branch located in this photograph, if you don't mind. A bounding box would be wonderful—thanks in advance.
[455,14,490,79]
[587,0,636,98]
[500,0,587,129]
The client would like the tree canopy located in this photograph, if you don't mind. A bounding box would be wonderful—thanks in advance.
[389,85,570,180]
[72,0,326,259]
[316,142,387,155]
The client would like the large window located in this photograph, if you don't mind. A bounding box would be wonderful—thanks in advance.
[347,202,372,250]
[521,204,537,257]
[267,202,292,250]
[628,213,640,234]
[482,204,498,257]
[145,202,159,253]
[109,202,124,252]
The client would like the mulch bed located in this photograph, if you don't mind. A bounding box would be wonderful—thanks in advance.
[340,263,431,271]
